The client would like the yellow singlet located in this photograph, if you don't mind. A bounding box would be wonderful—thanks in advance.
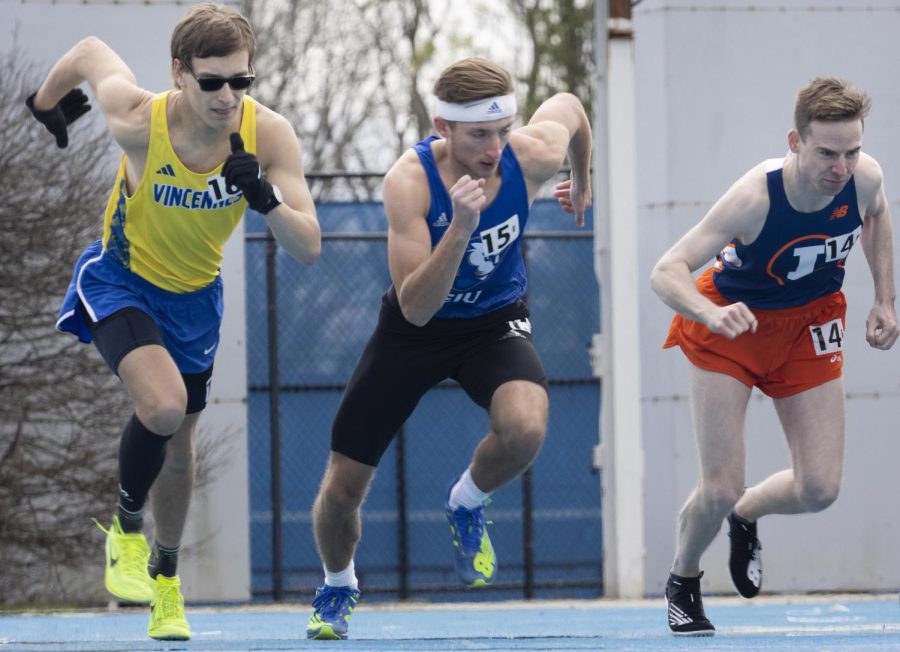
[101,91,255,293]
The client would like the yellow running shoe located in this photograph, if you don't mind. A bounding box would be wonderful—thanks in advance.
[94,516,155,603]
[148,575,191,641]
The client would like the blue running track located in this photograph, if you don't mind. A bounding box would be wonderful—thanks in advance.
[1,594,898,651]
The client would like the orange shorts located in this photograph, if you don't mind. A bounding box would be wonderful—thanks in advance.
[663,268,847,398]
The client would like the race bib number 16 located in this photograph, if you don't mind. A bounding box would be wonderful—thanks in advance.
[809,318,844,355]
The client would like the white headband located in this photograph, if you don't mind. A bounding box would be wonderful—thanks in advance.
[434,94,517,122]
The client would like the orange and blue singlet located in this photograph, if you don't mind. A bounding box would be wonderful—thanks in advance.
[712,161,862,308]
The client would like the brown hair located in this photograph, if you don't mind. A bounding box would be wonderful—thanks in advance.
[433,58,514,104]
[794,77,871,139]
[170,3,256,69]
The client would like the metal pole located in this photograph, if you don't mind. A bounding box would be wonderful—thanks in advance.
[395,426,409,600]
[265,229,284,601]
[609,0,631,20]
[520,238,536,599]
[591,0,611,593]
[522,466,535,599]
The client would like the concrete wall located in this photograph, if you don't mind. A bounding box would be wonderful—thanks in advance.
[7,0,250,602]
[634,0,900,596]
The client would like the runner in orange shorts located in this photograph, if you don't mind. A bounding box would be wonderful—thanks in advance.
[665,267,847,399]
[650,78,897,636]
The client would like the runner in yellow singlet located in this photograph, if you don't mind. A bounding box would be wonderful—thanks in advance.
[26,3,320,641]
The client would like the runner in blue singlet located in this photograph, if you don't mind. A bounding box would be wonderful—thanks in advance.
[305,57,592,640]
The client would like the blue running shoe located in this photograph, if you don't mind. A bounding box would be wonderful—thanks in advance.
[306,584,360,640]
[445,481,497,587]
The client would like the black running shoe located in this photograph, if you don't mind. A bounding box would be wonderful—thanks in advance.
[666,572,715,636]
[727,511,762,598]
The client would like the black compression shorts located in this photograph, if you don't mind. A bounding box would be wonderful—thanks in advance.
[331,289,548,466]
[83,304,213,414]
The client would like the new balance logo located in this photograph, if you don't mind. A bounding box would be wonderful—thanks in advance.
[486,101,503,115]
[668,601,693,626]
[830,204,849,219]
[156,164,176,177]
[431,212,450,228]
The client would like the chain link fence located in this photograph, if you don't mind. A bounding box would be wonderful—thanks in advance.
[244,183,602,603]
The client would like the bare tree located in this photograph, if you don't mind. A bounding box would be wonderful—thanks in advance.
[243,0,589,201]
[244,0,450,201]
[507,0,594,118]
[395,0,442,143]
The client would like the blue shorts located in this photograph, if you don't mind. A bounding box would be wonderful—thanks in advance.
[56,240,224,374]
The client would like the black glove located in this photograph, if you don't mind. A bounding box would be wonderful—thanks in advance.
[26,88,91,148]
[223,133,282,214]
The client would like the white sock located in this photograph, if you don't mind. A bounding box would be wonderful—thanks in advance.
[448,468,490,510]
[324,560,358,590]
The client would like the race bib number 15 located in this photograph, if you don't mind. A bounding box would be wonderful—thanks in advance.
[809,318,844,355]
[480,214,520,257]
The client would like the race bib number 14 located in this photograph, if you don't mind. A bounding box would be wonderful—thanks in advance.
[809,318,844,355]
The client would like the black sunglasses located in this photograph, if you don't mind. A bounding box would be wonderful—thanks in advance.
[184,63,255,92]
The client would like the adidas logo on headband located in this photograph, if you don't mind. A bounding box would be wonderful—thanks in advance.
[434,94,517,122]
